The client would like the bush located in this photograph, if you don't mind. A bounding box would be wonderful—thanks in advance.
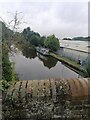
[44,35,60,51]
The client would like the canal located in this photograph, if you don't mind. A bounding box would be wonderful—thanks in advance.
[9,44,79,80]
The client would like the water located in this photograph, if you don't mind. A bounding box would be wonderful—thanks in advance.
[9,45,79,80]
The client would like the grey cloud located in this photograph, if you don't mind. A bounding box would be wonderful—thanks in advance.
[0,1,88,38]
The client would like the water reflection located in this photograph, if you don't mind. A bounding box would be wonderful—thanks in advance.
[21,45,37,59]
[9,44,79,80]
[20,45,58,69]
[37,53,58,69]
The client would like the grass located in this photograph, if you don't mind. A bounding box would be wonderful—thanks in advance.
[50,52,85,76]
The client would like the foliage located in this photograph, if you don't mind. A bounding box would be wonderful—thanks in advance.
[44,35,60,51]
[2,43,12,81]
[22,27,46,46]
[22,27,60,51]
[63,38,71,40]
[72,36,90,41]
[80,56,90,77]
[1,80,11,91]
[30,34,40,46]
[39,36,46,46]
[2,42,18,90]
[2,22,18,90]
[84,58,90,77]
[62,36,90,41]
[2,22,13,42]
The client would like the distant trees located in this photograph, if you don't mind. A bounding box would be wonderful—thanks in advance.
[72,36,90,41]
[62,36,90,41]
[39,36,46,46]
[30,34,40,46]
[22,27,47,47]
[44,35,60,51]
[72,37,85,40]
[63,38,71,40]
[22,28,60,51]
[23,27,40,46]
[85,36,90,41]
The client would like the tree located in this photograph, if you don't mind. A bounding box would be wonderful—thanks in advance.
[0,11,24,89]
[39,36,46,46]
[30,34,40,46]
[1,11,24,45]
[44,35,60,51]
[22,27,42,46]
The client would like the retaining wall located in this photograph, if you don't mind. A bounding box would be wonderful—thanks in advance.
[3,78,90,120]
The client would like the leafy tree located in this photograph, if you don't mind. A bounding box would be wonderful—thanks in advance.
[27,27,31,31]
[23,28,27,35]
[22,27,42,46]
[44,35,60,51]
[39,36,46,46]
[30,34,40,46]
[34,32,40,37]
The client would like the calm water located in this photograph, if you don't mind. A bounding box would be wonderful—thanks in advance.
[9,45,79,80]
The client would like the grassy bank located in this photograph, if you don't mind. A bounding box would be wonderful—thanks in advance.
[50,52,86,77]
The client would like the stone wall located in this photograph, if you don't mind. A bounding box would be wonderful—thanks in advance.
[2,78,90,120]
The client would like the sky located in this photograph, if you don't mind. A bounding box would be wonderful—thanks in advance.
[0,0,89,39]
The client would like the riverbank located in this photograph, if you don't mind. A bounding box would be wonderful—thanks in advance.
[50,52,86,77]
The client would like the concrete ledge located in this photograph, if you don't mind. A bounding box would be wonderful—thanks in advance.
[2,78,90,119]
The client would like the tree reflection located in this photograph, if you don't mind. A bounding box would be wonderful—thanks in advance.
[21,45,37,59]
[17,44,58,69]
[37,53,58,69]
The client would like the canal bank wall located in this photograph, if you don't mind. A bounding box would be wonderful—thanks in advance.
[49,52,86,77]
[57,46,89,68]
[3,78,89,119]
[59,40,89,65]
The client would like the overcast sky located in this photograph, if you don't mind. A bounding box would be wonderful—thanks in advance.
[0,0,89,38]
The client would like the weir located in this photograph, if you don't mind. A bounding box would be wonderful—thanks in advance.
[3,78,90,120]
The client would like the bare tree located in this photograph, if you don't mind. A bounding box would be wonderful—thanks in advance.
[0,11,24,46]
[7,11,24,33]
